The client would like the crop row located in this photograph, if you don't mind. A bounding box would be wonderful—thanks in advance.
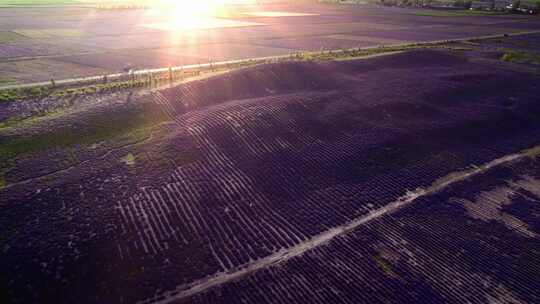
[183,164,540,303]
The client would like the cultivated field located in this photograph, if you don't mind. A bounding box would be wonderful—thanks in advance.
[1,28,540,303]
[1,3,540,84]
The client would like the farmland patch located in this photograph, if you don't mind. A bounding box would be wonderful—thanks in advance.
[413,9,506,17]
[163,43,292,62]
[174,158,540,304]
[3,49,539,303]
[0,31,25,43]
[141,18,266,31]
[241,12,319,17]
[56,49,205,71]
[0,0,79,6]
[13,28,83,38]
[2,4,540,302]
[2,3,540,83]
[327,34,409,45]
[252,36,372,51]
[0,58,112,82]
[455,177,539,238]
[501,50,540,65]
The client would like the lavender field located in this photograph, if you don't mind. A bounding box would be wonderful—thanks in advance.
[1,46,540,303]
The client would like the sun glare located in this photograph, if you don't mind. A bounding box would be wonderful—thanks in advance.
[152,0,254,17]
[141,0,258,30]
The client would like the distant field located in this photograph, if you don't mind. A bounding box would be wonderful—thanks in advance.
[0,0,144,7]
[13,29,83,38]
[0,77,17,85]
[0,3,539,84]
[0,0,80,6]
[413,9,507,17]
[0,31,24,43]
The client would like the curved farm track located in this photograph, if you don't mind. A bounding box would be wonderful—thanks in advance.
[2,50,540,304]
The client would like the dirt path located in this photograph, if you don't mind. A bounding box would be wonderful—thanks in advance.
[143,145,540,304]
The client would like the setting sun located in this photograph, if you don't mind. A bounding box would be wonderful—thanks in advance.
[140,0,260,30]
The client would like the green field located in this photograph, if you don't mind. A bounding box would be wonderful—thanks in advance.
[0,31,24,43]
[0,77,18,85]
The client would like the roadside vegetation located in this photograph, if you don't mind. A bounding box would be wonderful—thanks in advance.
[0,69,208,103]
[413,9,504,16]
[501,50,540,64]
[0,41,471,103]
[2,30,537,105]
[324,0,540,15]
[0,31,25,43]
[0,77,17,86]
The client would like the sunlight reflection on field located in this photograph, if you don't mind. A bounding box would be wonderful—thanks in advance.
[141,18,264,30]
